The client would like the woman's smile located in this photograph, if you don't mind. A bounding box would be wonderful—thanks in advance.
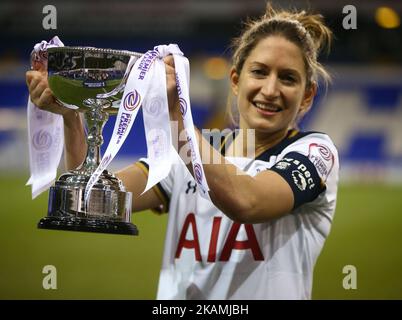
[252,100,284,115]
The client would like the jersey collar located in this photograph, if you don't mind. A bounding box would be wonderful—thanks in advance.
[219,129,318,161]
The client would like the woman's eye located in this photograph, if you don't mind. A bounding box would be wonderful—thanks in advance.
[251,69,266,76]
[282,75,296,83]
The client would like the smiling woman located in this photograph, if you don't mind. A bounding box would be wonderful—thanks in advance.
[231,36,316,136]
[26,3,338,300]
[228,6,332,133]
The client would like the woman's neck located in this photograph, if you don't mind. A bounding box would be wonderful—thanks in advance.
[227,127,290,158]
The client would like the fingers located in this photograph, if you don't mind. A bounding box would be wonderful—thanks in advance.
[163,55,175,67]
[26,70,57,109]
[26,72,46,101]
[38,87,55,112]
[164,55,176,76]
[162,56,179,112]
[26,70,72,116]
[35,86,53,107]
[25,70,36,87]
[31,60,47,72]
[26,70,46,90]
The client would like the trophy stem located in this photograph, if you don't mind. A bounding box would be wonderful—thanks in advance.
[82,98,110,174]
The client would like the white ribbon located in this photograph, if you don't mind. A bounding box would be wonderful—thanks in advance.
[141,46,175,193]
[85,44,210,205]
[84,51,152,204]
[26,37,209,202]
[26,36,65,199]
[169,50,209,195]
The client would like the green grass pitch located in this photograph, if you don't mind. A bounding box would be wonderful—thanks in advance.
[0,175,401,299]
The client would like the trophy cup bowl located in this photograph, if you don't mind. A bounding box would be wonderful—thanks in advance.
[37,46,142,235]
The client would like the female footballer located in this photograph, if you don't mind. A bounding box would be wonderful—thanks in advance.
[27,4,338,299]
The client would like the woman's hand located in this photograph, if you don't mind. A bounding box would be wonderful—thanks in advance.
[25,65,74,118]
[26,61,87,171]
[163,55,180,117]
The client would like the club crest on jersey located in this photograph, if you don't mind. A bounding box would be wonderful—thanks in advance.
[308,143,334,181]
[123,90,141,112]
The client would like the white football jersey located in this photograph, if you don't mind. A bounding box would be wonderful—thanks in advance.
[138,130,339,300]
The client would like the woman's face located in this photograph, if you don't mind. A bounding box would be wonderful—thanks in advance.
[231,35,316,135]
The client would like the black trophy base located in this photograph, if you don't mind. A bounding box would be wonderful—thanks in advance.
[38,216,139,235]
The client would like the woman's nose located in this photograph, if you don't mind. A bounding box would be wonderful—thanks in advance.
[260,75,280,98]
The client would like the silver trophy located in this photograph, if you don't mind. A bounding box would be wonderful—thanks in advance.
[37,46,142,235]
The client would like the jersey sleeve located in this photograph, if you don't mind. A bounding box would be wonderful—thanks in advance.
[136,157,175,214]
[269,133,338,209]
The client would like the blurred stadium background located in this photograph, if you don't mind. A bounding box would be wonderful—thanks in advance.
[0,0,401,299]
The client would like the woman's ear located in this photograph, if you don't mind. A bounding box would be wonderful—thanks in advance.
[300,81,317,114]
[230,67,239,96]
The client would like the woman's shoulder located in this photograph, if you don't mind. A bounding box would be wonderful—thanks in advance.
[283,130,339,184]
[287,130,339,158]
[254,129,337,163]
[291,130,336,144]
